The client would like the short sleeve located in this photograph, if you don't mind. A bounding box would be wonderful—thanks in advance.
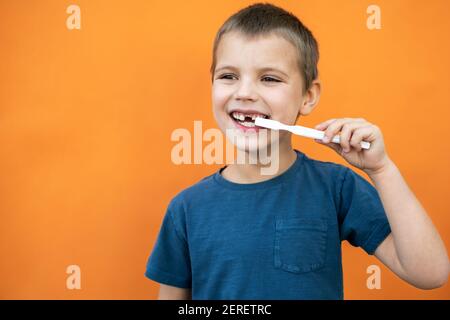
[338,167,391,255]
[145,203,192,288]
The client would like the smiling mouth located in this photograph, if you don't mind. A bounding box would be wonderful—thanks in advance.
[229,111,270,128]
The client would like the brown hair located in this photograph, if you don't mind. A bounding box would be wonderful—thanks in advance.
[210,2,319,94]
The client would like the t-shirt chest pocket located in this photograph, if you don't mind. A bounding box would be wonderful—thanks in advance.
[274,218,328,274]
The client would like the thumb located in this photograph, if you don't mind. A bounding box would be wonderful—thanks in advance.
[314,139,343,154]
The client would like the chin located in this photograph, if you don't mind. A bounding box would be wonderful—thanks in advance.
[230,132,278,162]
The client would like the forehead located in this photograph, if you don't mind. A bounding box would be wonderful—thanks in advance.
[215,31,299,72]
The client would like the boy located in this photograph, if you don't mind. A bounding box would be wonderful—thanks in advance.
[145,3,449,299]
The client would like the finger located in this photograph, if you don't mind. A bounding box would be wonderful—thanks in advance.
[323,118,368,144]
[340,122,370,153]
[314,118,337,130]
[349,125,377,151]
[315,117,367,131]
[322,118,354,143]
[314,138,343,155]
[349,126,372,151]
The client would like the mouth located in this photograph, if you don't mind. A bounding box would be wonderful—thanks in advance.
[228,110,270,131]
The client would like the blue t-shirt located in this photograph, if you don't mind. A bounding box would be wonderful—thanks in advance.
[145,150,391,299]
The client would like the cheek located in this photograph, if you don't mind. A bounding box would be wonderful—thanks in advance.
[212,84,232,111]
[262,87,300,121]
[212,84,233,128]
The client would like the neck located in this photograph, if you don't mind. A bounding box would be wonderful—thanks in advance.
[222,139,297,184]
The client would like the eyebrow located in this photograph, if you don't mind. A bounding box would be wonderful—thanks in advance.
[214,65,290,78]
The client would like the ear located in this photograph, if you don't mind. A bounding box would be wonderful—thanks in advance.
[298,79,321,117]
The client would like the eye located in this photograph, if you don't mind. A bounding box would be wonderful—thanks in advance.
[217,73,237,80]
[262,76,281,82]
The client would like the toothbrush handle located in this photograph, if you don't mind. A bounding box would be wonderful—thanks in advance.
[330,135,371,150]
[288,125,371,150]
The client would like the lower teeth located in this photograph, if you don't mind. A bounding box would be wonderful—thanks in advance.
[239,121,255,127]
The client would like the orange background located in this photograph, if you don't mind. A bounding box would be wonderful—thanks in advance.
[1,0,449,299]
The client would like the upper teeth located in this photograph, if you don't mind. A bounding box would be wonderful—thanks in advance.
[231,111,268,121]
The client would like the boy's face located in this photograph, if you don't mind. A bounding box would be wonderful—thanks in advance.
[212,31,311,153]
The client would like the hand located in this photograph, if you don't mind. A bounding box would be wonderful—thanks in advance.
[314,118,392,176]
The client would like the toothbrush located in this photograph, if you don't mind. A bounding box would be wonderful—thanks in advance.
[254,117,371,150]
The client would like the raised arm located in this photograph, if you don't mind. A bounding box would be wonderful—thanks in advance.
[315,117,449,289]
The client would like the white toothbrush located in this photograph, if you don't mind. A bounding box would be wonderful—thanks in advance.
[254,117,371,150]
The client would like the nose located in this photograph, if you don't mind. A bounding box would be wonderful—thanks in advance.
[234,77,258,102]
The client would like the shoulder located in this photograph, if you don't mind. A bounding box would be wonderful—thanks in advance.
[166,169,219,213]
[300,152,349,183]
[161,170,219,234]
[301,153,375,197]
